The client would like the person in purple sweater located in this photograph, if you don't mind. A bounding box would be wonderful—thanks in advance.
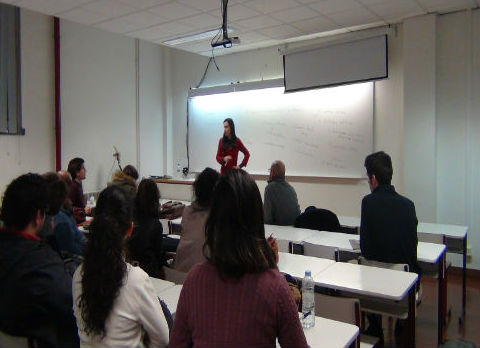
[170,169,308,348]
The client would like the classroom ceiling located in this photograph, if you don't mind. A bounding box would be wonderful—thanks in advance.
[2,0,479,56]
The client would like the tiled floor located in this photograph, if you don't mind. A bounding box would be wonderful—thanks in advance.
[381,270,480,347]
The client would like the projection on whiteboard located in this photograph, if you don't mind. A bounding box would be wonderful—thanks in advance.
[188,82,373,178]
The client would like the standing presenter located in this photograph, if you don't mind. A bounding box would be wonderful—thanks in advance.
[216,118,250,175]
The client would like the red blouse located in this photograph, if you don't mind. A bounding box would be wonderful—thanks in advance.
[216,138,250,174]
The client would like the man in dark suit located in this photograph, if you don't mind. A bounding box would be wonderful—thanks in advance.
[360,151,419,340]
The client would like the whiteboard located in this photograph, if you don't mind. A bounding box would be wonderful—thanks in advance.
[188,82,373,178]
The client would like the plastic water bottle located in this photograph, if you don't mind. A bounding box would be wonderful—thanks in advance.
[302,270,315,329]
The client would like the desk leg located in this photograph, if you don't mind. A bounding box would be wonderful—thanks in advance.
[462,236,467,318]
[407,286,416,348]
[438,251,446,345]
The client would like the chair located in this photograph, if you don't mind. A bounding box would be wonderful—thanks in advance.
[294,207,341,232]
[303,242,338,261]
[163,266,188,285]
[0,330,36,348]
[314,293,379,348]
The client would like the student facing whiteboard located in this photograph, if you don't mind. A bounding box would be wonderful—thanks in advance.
[215,118,250,175]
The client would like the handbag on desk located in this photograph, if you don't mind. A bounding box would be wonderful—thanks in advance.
[159,201,185,220]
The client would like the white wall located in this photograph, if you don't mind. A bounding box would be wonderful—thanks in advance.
[0,10,55,196]
[170,30,404,216]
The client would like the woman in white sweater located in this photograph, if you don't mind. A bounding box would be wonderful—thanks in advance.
[72,185,169,348]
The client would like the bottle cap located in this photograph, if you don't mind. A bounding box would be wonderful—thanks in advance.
[305,270,311,277]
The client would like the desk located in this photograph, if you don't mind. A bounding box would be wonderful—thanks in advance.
[276,316,359,348]
[265,224,318,244]
[157,284,183,315]
[338,215,468,318]
[315,262,418,347]
[277,252,335,280]
[303,231,447,345]
[150,277,176,294]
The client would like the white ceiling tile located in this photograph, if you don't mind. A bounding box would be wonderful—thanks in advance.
[115,0,171,10]
[416,0,475,13]
[58,7,110,25]
[243,0,299,14]
[177,13,220,29]
[174,39,213,52]
[94,11,165,33]
[236,31,270,44]
[14,0,91,15]
[309,0,363,15]
[148,2,200,20]
[0,0,20,4]
[81,0,136,18]
[226,3,262,21]
[368,1,424,21]
[128,21,191,41]
[270,5,319,23]
[357,0,394,6]
[235,14,282,30]
[178,0,222,12]
[95,17,140,33]
[119,11,165,26]
[295,0,318,4]
[258,24,302,39]
[325,7,382,27]
[291,15,341,34]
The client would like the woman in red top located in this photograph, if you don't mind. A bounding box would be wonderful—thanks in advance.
[216,118,250,174]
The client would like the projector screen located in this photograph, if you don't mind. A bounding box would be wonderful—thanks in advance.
[188,82,374,178]
[284,35,387,92]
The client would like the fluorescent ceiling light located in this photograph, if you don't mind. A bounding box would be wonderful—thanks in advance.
[163,28,234,46]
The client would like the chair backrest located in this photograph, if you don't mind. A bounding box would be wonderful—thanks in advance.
[418,232,445,244]
[0,330,34,348]
[357,255,409,272]
[294,207,341,232]
[164,266,188,285]
[303,242,338,261]
[314,294,361,348]
[276,239,291,253]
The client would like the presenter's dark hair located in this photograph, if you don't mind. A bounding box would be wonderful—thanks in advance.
[204,169,277,280]
[1,173,48,230]
[123,165,139,180]
[193,167,219,208]
[79,185,133,337]
[135,179,160,220]
[222,118,237,148]
[364,151,393,185]
[68,157,85,180]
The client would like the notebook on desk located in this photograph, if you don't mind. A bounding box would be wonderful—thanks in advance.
[349,239,360,250]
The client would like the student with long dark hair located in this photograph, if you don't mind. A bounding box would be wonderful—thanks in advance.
[72,186,169,348]
[169,170,307,348]
[128,178,164,278]
[174,167,219,272]
[215,118,250,174]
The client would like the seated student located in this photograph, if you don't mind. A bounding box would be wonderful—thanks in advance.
[67,157,91,224]
[174,167,219,273]
[169,170,308,348]
[294,206,341,232]
[108,164,138,203]
[0,174,79,347]
[53,171,86,256]
[72,186,169,348]
[360,151,419,340]
[263,160,301,225]
[128,179,165,278]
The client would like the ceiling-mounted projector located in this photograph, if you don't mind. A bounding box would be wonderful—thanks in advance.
[211,0,239,48]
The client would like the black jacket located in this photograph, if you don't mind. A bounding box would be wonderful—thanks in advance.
[0,231,79,347]
[360,185,419,274]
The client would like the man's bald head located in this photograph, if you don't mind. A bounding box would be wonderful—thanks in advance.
[57,170,72,186]
[269,160,285,180]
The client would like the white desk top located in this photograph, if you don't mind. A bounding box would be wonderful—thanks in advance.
[303,316,359,348]
[157,284,183,315]
[304,231,446,264]
[314,262,418,301]
[160,198,191,206]
[150,277,176,295]
[277,252,335,280]
[265,224,318,243]
[338,216,468,239]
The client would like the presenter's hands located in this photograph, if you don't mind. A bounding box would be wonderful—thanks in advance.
[223,155,232,164]
[267,235,279,264]
[232,166,240,169]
